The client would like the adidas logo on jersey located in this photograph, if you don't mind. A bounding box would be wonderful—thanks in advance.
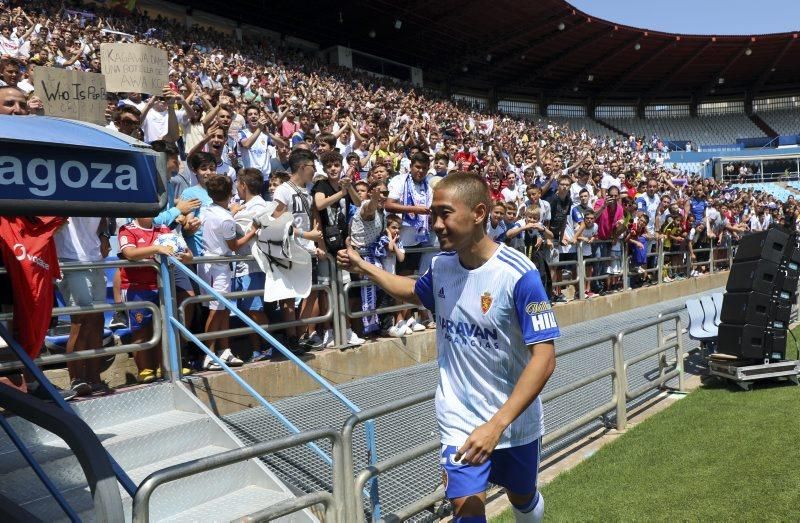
[438,287,446,298]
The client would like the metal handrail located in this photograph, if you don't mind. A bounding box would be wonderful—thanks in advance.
[131,428,345,523]
[340,311,688,522]
[341,390,435,522]
[176,284,333,342]
[0,301,161,371]
[236,491,334,522]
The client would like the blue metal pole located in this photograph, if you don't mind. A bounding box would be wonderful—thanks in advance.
[167,257,362,414]
[159,256,181,381]
[169,318,333,466]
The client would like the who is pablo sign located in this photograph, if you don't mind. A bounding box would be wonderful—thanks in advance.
[31,67,107,124]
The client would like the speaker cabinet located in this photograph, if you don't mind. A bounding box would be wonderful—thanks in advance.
[717,323,787,360]
[734,228,790,264]
[720,291,792,329]
[726,259,798,295]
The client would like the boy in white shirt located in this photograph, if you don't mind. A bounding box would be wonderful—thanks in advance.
[272,149,324,353]
[575,210,599,298]
[198,175,258,370]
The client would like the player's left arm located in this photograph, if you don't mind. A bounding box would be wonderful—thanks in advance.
[456,269,559,465]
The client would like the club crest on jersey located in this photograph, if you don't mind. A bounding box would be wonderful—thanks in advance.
[480,292,493,314]
[135,312,144,324]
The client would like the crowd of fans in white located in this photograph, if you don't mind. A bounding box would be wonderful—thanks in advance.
[1,0,799,397]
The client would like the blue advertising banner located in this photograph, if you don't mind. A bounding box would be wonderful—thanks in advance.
[0,115,166,217]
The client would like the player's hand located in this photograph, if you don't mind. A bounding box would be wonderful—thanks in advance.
[177,251,193,263]
[454,422,504,465]
[337,239,366,275]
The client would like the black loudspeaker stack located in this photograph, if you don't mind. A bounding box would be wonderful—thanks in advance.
[719,228,800,361]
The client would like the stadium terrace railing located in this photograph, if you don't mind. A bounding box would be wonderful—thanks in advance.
[342,313,686,522]
[173,254,336,348]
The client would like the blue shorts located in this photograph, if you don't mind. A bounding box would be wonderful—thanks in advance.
[440,439,541,499]
[232,272,266,311]
[127,289,159,331]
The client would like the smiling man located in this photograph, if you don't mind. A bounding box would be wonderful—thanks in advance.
[338,171,558,522]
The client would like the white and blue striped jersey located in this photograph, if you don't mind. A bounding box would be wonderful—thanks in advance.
[414,243,560,449]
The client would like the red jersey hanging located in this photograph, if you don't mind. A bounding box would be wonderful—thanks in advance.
[0,216,66,359]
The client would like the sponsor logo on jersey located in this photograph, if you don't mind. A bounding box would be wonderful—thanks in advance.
[439,317,498,340]
[525,301,552,315]
[530,311,557,332]
[480,291,493,314]
[439,317,500,350]
[12,243,50,271]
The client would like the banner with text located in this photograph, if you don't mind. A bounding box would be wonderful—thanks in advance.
[32,67,107,124]
[100,43,168,95]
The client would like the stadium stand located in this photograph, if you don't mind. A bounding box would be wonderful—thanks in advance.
[602,114,766,146]
[541,117,623,139]
[756,109,800,137]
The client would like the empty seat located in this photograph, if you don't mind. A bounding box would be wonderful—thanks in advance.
[686,297,718,341]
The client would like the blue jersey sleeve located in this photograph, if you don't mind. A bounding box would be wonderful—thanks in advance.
[414,268,435,312]
[513,269,561,345]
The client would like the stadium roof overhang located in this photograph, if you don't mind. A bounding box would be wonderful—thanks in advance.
[169,0,800,102]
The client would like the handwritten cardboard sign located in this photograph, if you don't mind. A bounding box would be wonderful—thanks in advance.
[32,67,107,124]
[100,43,168,95]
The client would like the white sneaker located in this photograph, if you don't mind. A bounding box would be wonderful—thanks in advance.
[394,319,407,334]
[407,319,426,332]
[218,348,244,367]
[322,329,335,348]
[346,329,366,346]
[202,355,221,371]
[388,326,404,338]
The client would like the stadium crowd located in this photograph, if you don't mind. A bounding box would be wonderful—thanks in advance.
[2,0,800,397]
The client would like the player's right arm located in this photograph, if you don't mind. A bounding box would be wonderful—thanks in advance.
[337,241,421,306]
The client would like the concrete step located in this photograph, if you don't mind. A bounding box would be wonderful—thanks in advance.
[0,410,213,505]
[159,485,292,523]
[0,382,314,522]
[22,445,276,522]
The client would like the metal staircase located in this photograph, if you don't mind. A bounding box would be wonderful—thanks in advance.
[0,382,316,522]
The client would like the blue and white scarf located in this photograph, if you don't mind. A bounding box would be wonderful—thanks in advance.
[401,174,431,245]
[360,235,404,333]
